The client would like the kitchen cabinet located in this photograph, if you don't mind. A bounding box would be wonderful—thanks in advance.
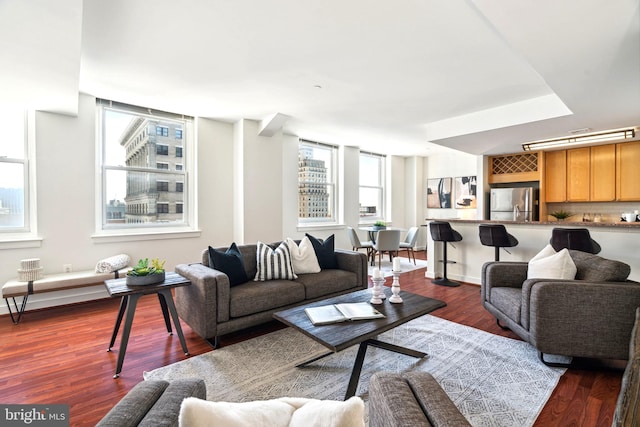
[544,150,566,202]
[590,144,616,201]
[617,141,640,201]
[566,147,590,201]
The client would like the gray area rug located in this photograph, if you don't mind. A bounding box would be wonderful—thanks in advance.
[367,256,428,277]
[144,315,565,426]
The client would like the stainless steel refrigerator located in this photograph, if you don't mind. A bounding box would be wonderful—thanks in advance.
[490,187,536,221]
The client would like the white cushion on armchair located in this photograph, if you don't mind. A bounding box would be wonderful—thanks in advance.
[179,396,364,427]
[527,244,577,280]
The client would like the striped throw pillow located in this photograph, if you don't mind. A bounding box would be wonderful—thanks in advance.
[254,241,298,281]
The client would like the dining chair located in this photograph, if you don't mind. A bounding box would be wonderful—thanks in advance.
[347,226,373,260]
[371,229,401,268]
[398,226,419,265]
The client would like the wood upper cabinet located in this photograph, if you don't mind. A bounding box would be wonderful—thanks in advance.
[590,144,616,201]
[566,147,590,201]
[545,150,567,202]
[617,141,640,201]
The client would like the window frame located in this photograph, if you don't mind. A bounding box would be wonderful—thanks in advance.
[358,151,386,223]
[0,110,39,247]
[94,100,197,239]
[297,139,339,226]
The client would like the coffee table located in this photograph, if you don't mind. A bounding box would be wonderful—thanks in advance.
[273,289,446,399]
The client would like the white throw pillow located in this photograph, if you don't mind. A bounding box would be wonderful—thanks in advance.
[288,396,364,427]
[527,244,577,280]
[286,237,321,274]
[178,396,364,427]
[179,397,294,427]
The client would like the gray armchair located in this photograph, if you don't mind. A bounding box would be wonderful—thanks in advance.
[481,250,640,366]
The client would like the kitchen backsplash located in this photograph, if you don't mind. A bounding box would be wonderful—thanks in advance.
[546,202,639,223]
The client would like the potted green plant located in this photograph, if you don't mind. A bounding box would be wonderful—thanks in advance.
[373,221,387,231]
[126,258,166,285]
[550,210,572,222]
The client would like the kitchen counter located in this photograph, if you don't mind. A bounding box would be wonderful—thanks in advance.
[423,219,640,285]
[427,218,640,228]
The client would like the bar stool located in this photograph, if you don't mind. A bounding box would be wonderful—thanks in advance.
[429,221,462,287]
[550,228,601,254]
[478,224,518,261]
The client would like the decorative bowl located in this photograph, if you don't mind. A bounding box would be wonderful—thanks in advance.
[126,272,165,286]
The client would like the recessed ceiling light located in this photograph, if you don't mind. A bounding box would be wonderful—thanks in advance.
[313,85,322,89]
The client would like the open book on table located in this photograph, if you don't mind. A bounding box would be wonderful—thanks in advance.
[305,302,385,326]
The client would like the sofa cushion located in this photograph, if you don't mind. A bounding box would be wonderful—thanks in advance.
[179,396,364,427]
[96,380,169,427]
[568,250,631,282]
[527,245,576,280]
[489,287,522,324]
[208,243,249,287]
[296,270,358,300]
[139,380,207,427]
[254,241,297,281]
[230,280,305,318]
[286,237,321,275]
[306,233,338,269]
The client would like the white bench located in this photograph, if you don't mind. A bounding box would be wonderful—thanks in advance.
[2,269,128,324]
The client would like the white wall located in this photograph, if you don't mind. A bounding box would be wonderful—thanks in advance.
[0,97,427,314]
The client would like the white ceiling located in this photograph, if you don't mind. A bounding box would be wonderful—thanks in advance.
[1,0,638,156]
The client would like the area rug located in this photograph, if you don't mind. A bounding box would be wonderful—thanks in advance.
[144,315,565,426]
[367,256,428,277]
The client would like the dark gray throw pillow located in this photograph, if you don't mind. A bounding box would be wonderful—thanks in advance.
[305,233,338,269]
[568,250,631,282]
[208,243,249,286]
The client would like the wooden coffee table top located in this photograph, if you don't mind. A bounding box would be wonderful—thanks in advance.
[273,289,446,352]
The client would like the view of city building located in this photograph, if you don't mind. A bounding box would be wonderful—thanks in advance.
[298,146,330,219]
[0,188,23,228]
[116,117,185,225]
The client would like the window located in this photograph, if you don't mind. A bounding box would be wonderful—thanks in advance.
[176,202,183,214]
[359,152,386,221]
[175,146,183,158]
[97,99,194,231]
[175,129,183,139]
[0,110,32,235]
[298,140,338,224]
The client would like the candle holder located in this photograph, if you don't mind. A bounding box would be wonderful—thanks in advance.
[389,271,403,303]
[370,276,386,305]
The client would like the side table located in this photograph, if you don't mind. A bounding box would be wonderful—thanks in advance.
[104,271,191,378]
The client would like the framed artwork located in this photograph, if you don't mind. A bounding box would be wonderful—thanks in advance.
[426,177,452,208]
[454,176,477,209]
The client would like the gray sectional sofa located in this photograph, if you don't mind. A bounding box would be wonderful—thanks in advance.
[174,241,368,347]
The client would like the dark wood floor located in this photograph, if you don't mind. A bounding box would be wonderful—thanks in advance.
[0,251,622,426]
